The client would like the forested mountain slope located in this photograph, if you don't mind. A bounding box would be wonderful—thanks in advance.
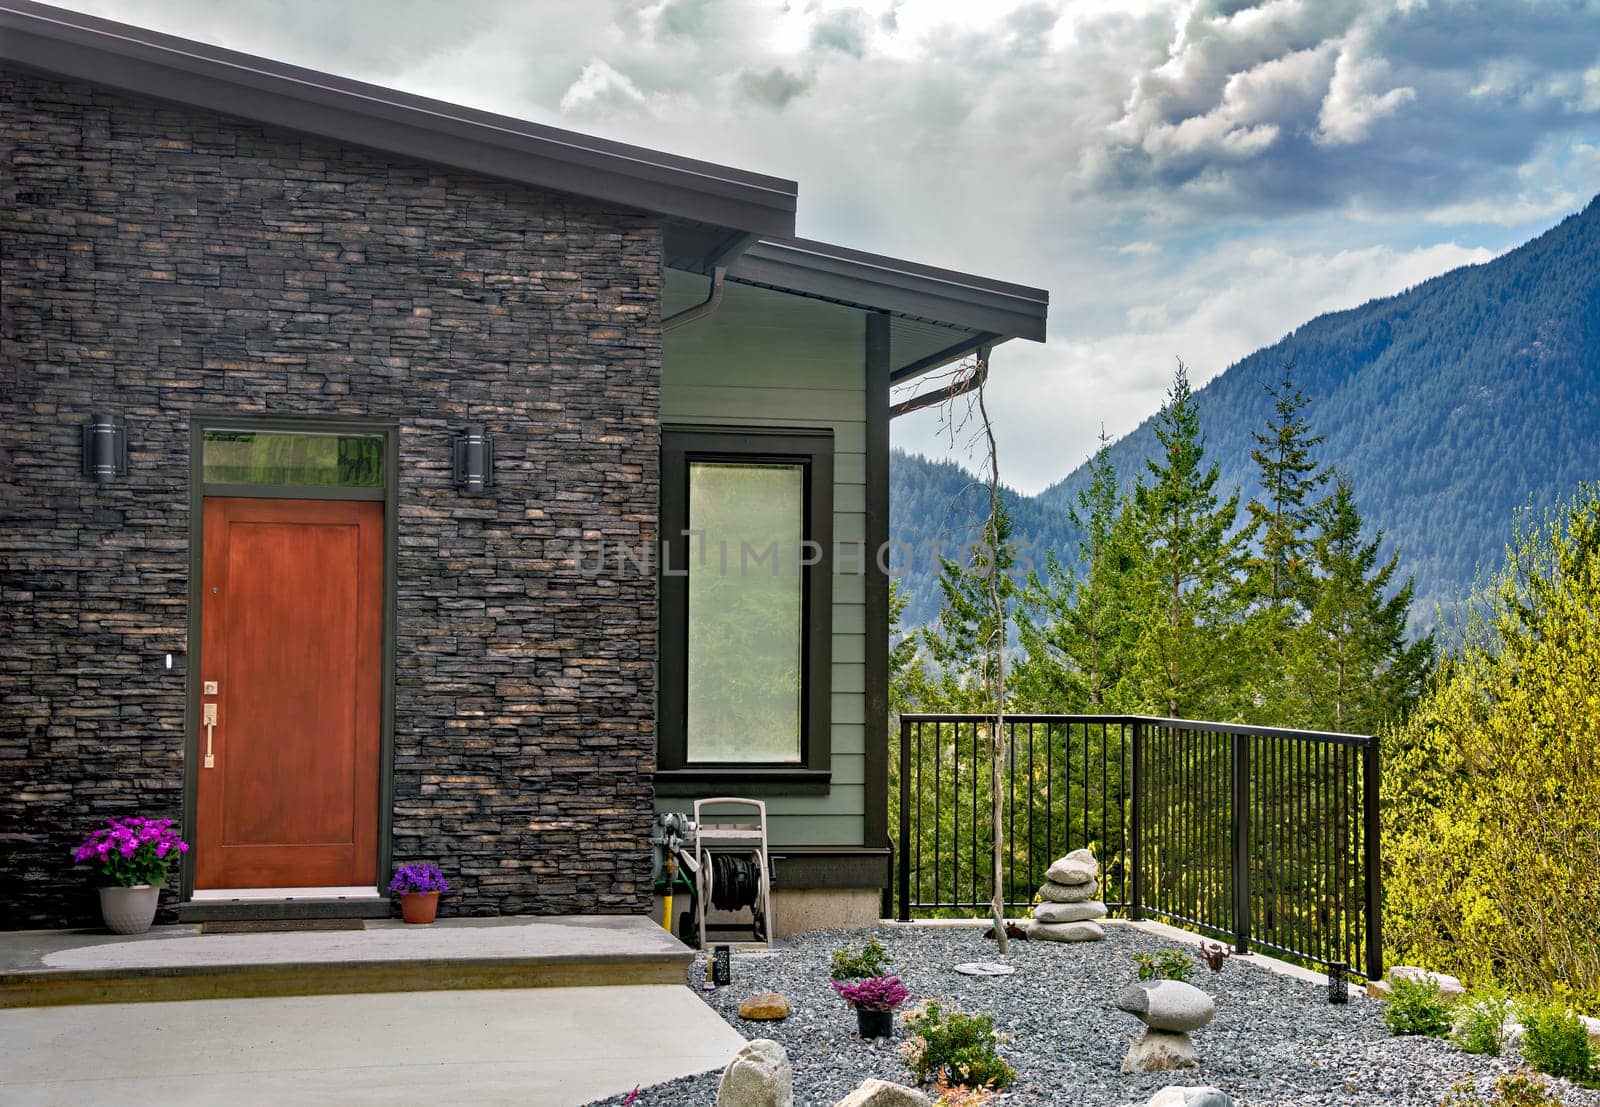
[888,450,1076,628]
[889,196,1600,633]
[1043,197,1600,627]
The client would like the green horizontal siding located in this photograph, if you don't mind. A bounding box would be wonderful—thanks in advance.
[660,274,870,849]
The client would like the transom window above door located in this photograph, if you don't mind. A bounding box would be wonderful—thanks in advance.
[658,427,834,789]
[202,429,385,490]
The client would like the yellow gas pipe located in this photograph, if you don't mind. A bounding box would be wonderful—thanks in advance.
[660,853,677,932]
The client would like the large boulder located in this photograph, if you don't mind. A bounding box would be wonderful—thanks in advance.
[1038,878,1099,904]
[1386,965,1465,1001]
[1032,900,1107,924]
[1028,919,1105,943]
[717,1039,793,1107]
[1147,1086,1235,1107]
[1116,980,1217,1033]
[832,1078,932,1107]
[1044,848,1099,886]
[1123,1029,1198,1073]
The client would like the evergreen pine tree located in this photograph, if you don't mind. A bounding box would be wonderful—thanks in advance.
[1294,478,1433,731]
[1245,366,1330,616]
[1016,431,1131,709]
[916,501,1018,711]
[887,578,923,715]
[1123,362,1248,718]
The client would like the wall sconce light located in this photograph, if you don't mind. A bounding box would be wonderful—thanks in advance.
[81,413,128,483]
[452,425,494,492]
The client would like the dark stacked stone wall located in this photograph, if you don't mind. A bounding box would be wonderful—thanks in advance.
[0,69,661,927]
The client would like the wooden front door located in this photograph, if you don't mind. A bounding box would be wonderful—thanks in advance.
[196,497,383,889]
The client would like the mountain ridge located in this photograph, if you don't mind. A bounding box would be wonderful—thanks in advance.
[891,195,1600,633]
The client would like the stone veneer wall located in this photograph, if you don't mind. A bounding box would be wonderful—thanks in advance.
[0,70,662,927]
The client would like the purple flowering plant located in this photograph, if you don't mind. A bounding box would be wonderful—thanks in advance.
[72,816,189,887]
[832,974,911,1012]
[388,862,448,896]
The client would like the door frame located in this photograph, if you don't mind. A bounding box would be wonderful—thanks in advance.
[180,412,399,901]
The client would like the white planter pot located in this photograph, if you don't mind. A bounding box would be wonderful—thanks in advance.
[98,884,160,934]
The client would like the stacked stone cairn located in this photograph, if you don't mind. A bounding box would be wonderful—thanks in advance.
[1026,848,1108,942]
[1116,979,1217,1073]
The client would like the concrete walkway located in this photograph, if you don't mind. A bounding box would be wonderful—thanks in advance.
[1,983,746,1106]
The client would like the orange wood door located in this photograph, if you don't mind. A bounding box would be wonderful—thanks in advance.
[196,497,383,889]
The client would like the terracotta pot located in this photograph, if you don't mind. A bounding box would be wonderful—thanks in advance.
[400,891,440,924]
[99,884,160,935]
[856,1008,894,1038]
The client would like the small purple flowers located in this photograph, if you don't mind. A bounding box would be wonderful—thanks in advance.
[832,974,911,1012]
[72,816,189,888]
[388,862,448,895]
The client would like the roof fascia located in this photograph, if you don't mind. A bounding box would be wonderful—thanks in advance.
[0,0,797,236]
[729,237,1048,342]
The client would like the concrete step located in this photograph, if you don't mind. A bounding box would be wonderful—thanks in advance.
[0,915,694,1008]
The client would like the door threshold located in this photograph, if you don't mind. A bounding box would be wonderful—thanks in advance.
[178,887,390,923]
[191,886,378,902]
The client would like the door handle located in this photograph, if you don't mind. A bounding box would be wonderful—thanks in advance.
[202,702,217,769]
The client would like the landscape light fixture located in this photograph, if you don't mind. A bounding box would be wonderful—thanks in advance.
[452,425,494,492]
[1327,961,1349,1005]
[81,413,128,483]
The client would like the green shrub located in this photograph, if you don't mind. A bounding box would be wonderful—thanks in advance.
[830,936,891,980]
[1383,977,1452,1037]
[1133,950,1195,983]
[900,1001,1015,1090]
[1453,984,1516,1056]
[1519,1000,1594,1084]
[1443,1071,1570,1107]
[1383,490,1600,1004]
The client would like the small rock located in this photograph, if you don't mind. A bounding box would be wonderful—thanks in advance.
[1147,1086,1235,1107]
[717,1038,793,1107]
[1387,966,1465,1001]
[1038,879,1099,904]
[1116,980,1217,1033]
[1582,1015,1600,1045]
[1045,848,1100,886]
[1032,900,1108,924]
[738,992,792,1020]
[1028,919,1105,942]
[832,1077,932,1107]
[1123,1028,1199,1073]
[1366,979,1391,1000]
[953,961,1016,977]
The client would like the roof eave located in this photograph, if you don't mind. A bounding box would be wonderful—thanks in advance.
[729,237,1049,343]
[0,0,797,237]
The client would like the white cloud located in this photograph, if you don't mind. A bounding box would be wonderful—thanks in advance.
[1314,28,1415,145]
[559,59,650,114]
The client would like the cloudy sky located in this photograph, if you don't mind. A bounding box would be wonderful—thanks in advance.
[52,0,1600,491]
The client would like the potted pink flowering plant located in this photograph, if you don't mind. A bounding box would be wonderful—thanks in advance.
[72,816,189,934]
[832,974,910,1038]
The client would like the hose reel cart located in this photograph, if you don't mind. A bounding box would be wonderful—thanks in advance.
[693,797,774,951]
[649,798,774,950]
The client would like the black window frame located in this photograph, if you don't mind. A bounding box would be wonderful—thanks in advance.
[657,426,834,794]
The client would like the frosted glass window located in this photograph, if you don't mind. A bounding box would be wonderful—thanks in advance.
[685,461,804,763]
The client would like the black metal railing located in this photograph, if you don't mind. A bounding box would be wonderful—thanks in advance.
[893,713,1382,981]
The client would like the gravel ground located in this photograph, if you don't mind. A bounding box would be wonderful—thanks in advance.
[587,923,1600,1107]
